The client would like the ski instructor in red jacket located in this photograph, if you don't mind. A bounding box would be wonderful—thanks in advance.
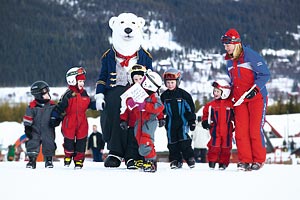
[221,28,271,171]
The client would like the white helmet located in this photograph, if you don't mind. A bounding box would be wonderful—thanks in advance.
[141,70,162,92]
[66,67,86,86]
[212,79,231,99]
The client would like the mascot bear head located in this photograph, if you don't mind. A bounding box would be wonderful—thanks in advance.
[109,12,145,56]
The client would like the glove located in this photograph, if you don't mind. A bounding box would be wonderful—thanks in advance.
[49,117,61,128]
[120,121,128,130]
[189,122,196,131]
[245,87,259,99]
[188,120,196,131]
[201,120,210,130]
[24,126,33,139]
[95,93,105,111]
[158,119,165,127]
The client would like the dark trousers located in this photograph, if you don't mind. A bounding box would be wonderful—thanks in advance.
[92,149,103,162]
[194,148,207,163]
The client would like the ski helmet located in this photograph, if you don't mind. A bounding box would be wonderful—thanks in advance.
[221,28,241,44]
[141,69,162,92]
[130,64,146,83]
[212,79,231,99]
[163,68,181,86]
[66,67,86,86]
[30,81,50,101]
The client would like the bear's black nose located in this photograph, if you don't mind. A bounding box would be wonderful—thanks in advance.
[124,28,132,34]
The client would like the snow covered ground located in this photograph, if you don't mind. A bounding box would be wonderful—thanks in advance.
[1,160,299,200]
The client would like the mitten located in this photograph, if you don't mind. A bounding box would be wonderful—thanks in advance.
[158,119,166,127]
[49,117,61,128]
[126,98,137,109]
[24,126,33,139]
[137,101,146,111]
[245,87,259,99]
[95,93,105,111]
[120,121,128,130]
[201,120,210,130]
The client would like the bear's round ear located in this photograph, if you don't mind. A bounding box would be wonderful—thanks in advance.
[137,17,145,28]
[109,16,117,29]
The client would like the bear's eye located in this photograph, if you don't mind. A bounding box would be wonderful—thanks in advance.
[121,21,124,24]
[132,22,136,25]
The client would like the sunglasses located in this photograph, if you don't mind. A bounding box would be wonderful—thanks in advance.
[221,35,241,44]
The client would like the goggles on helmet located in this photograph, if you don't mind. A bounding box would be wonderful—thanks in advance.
[163,71,181,80]
[212,81,231,89]
[66,67,86,78]
[130,64,146,73]
[221,35,241,44]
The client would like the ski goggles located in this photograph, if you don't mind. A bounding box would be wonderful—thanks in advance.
[212,81,231,89]
[163,72,181,80]
[66,67,86,77]
[221,35,241,44]
[130,64,146,73]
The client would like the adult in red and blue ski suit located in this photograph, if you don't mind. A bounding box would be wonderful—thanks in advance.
[221,28,271,170]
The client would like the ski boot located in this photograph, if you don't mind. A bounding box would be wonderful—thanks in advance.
[45,156,54,168]
[126,159,138,170]
[209,162,216,169]
[237,162,251,171]
[74,160,83,169]
[251,162,264,170]
[143,160,157,173]
[187,157,196,168]
[218,163,227,170]
[170,160,183,169]
[26,156,37,169]
[64,157,72,167]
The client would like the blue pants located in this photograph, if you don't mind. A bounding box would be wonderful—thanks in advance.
[92,149,103,162]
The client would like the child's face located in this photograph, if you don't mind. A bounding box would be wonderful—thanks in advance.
[213,88,222,99]
[166,80,177,90]
[42,93,50,100]
[133,74,144,84]
[77,80,85,90]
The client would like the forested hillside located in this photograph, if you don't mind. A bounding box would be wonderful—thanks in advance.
[1,0,299,87]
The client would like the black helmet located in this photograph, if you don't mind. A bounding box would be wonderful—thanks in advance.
[30,81,50,102]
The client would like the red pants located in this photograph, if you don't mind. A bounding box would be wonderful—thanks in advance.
[234,97,267,163]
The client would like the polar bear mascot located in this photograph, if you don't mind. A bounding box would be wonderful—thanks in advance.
[95,13,153,168]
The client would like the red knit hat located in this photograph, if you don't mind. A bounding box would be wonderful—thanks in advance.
[76,73,86,81]
[221,28,241,44]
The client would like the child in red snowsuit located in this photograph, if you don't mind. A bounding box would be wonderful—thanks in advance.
[202,79,234,170]
[120,65,165,170]
[121,69,164,172]
[50,66,96,169]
